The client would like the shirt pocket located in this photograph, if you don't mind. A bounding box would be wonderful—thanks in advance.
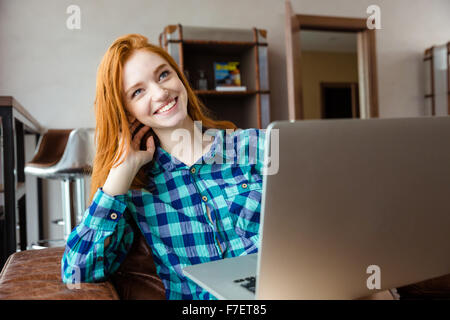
[222,181,262,237]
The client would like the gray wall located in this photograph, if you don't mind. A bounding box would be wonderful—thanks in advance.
[1,0,449,242]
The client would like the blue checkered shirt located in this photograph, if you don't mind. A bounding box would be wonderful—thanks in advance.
[61,128,266,299]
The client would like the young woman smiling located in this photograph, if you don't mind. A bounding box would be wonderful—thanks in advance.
[61,34,266,300]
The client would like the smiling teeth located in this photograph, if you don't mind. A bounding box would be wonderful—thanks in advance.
[156,100,176,114]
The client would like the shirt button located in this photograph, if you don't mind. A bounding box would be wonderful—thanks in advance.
[202,196,208,202]
[242,183,248,189]
[190,167,196,174]
[110,212,118,220]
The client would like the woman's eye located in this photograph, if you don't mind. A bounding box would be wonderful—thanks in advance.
[159,70,170,81]
[132,88,143,98]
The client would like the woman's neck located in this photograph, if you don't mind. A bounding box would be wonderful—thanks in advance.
[153,117,213,167]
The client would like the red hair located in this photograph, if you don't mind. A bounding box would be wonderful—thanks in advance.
[90,33,235,201]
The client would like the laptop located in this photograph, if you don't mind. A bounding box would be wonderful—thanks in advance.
[182,116,450,299]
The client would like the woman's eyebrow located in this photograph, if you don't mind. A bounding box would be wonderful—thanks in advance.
[125,63,169,96]
[125,81,144,96]
[153,63,168,76]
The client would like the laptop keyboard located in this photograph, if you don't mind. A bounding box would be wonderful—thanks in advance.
[233,276,257,293]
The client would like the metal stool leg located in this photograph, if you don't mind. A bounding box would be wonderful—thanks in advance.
[61,179,76,240]
[75,178,85,224]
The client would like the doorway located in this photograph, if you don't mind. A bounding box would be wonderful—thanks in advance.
[300,30,359,119]
[285,1,379,120]
[320,82,359,119]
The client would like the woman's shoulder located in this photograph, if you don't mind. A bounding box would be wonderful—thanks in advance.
[226,127,263,137]
[216,128,266,163]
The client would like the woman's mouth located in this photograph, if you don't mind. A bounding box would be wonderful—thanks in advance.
[154,97,178,115]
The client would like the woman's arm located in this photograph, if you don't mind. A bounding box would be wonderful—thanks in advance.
[103,164,138,197]
[61,119,155,284]
[61,188,134,283]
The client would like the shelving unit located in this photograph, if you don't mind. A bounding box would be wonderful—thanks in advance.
[159,24,271,129]
[424,42,450,116]
[0,96,44,269]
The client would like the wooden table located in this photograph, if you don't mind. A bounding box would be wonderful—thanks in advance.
[0,96,44,268]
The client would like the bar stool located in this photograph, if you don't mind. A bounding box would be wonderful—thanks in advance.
[24,128,95,245]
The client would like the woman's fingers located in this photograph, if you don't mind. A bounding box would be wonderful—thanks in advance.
[132,124,151,149]
[127,120,155,162]
[146,135,155,153]
[129,119,141,137]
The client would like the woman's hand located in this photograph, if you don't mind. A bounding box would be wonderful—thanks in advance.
[102,119,155,196]
[119,119,155,172]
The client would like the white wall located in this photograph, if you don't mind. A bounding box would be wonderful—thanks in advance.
[1,0,449,241]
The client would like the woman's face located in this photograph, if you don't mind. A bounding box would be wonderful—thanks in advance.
[121,49,188,129]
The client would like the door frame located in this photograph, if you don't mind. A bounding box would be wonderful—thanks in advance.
[285,1,379,120]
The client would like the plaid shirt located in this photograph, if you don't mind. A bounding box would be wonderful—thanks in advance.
[61,128,266,299]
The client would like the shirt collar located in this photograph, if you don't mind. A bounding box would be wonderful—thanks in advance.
[149,128,223,174]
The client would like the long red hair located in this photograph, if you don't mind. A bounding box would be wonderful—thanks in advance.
[90,33,235,202]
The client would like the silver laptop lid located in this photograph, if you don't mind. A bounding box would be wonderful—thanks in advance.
[257,117,450,299]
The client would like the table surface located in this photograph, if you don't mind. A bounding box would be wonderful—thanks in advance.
[0,96,44,134]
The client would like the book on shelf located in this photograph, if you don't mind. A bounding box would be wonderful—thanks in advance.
[214,62,246,92]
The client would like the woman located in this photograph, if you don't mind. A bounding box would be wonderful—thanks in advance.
[61,33,266,300]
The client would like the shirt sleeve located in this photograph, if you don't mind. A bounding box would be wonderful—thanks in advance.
[61,187,134,284]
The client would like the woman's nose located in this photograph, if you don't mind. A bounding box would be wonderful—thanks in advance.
[151,84,169,101]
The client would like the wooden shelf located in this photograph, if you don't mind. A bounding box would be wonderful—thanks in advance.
[183,39,255,46]
[195,90,258,96]
[183,40,255,55]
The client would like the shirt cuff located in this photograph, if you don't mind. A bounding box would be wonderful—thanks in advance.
[82,187,128,231]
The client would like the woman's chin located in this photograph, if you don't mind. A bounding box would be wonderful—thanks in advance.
[152,111,188,129]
